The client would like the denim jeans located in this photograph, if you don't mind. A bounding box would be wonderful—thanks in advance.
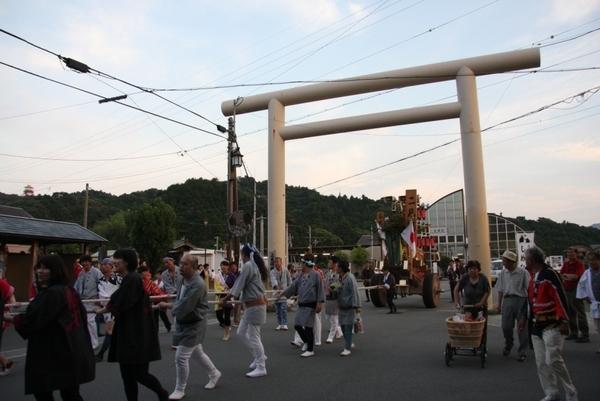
[341,324,353,351]
[275,301,287,325]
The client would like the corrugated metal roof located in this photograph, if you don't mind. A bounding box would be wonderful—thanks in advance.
[0,214,107,243]
[0,205,33,218]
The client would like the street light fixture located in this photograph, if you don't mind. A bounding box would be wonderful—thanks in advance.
[231,147,243,168]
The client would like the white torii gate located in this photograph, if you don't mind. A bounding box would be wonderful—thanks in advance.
[222,48,540,281]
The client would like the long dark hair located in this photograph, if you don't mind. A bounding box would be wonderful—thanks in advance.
[241,244,268,282]
[35,254,69,287]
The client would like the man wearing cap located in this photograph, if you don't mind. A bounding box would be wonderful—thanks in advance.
[74,254,103,349]
[278,254,325,357]
[161,257,183,332]
[496,250,530,361]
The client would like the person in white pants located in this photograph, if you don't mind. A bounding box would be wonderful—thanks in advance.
[526,247,578,401]
[222,244,269,378]
[325,256,343,343]
[159,253,221,400]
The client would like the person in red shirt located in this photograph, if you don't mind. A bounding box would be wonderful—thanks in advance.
[0,274,16,376]
[560,247,589,342]
[527,247,578,401]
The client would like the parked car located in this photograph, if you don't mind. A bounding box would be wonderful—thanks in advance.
[489,259,503,287]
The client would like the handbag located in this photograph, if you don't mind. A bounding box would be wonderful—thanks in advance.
[354,312,365,334]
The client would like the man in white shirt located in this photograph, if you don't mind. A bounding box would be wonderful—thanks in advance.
[496,250,530,361]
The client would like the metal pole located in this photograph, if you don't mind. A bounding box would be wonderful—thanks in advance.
[308,225,312,253]
[456,66,492,308]
[267,99,286,261]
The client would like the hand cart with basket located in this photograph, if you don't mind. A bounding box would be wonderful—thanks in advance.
[443,306,487,368]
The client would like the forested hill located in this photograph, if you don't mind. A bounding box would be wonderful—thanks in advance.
[0,178,383,249]
[1,178,599,254]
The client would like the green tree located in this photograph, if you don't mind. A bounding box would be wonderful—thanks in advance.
[93,210,130,249]
[334,250,349,263]
[311,227,344,246]
[351,246,369,267]
[127,199,176,272]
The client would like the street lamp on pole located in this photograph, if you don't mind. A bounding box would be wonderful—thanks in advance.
[227,116,244,263]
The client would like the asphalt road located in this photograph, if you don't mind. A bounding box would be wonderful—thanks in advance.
[1,281,597,401]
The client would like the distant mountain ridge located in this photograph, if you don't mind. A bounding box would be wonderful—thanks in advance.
[1,178,599,255]
[592,223,600,230]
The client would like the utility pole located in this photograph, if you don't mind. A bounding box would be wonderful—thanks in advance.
[259,216,265,256]
[370,224,374,261]
[83,183,89,228]
[252,180,257,246]
[308,225,312,253]
[285,223,289,264]
[226,117,240,263]
[214,236,219,250]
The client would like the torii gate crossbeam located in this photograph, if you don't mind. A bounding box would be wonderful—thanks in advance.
[222,48,540,283]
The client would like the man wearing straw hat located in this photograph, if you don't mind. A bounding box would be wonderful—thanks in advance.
[496,250,530,362]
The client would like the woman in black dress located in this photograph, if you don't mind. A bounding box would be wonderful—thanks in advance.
[96,249,168,401]
[6,254,95,401]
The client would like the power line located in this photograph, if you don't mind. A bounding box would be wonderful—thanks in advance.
[0,60,227,139]
[0,28,227,132]
[313,84,600,190]
[538,26,600,48]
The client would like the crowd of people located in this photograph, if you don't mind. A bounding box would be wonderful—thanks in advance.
[0,244,598,401]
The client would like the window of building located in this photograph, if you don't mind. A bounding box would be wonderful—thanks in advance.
[447,235,455,243]
[456,235,464,243]
[439,236,446,243]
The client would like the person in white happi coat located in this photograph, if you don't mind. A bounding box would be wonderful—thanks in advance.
[278,255,325,358]
[159,253,221,400]
[337,260,361,356]
[221,244,269,378]
[577,249,600,353]
[73,254,102,349]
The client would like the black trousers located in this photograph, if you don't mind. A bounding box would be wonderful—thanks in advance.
[295,325,314,352]
[387,292,397,313]
[152,310,171,332]
[216,307,232,327]
[449,281,457,302]
[119,363,166,401]
[34,387,82,401]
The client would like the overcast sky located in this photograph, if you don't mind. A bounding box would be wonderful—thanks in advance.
[1,0,599,226]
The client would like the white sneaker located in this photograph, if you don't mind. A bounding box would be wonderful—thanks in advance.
[291,340,303,348]
[351,343,355,349]
[315,342,322,346]
[539,396,560,401]
[168,390,185,400]
[246,367,267,378]
[281,325,289,330]
[204,370,221,390]
[275,325,282,330]
[300,351,315,357]
[335,331,343,339]
[301,344,308,352]
[340,349,351,356]
[249,355,268,370]
[326,338,333,344]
